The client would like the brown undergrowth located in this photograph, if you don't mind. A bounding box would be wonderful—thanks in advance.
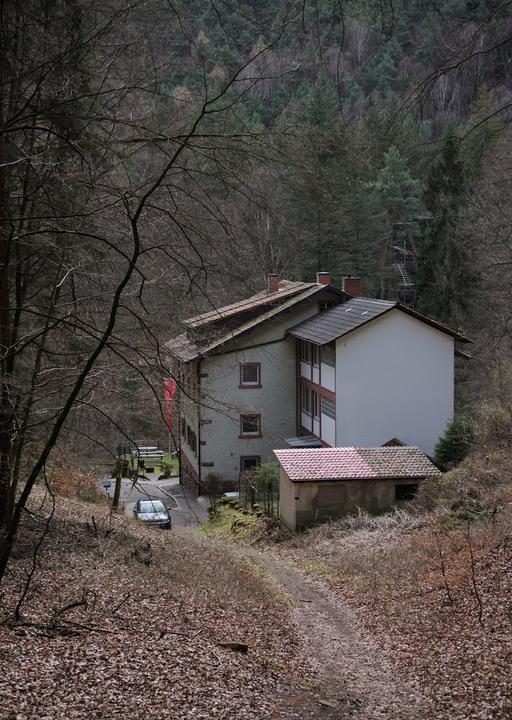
[0,488,307,720]
[273,459,512,720]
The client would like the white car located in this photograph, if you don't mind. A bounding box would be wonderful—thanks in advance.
[133,499,171,529]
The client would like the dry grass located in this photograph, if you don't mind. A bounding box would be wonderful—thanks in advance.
[417,449,512,512]
[272,463,512,720]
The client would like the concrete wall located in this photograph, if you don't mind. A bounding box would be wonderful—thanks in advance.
[190,289,340,486]
[335,309,454,455]
[279,468,297,531]
[279,471,422,530]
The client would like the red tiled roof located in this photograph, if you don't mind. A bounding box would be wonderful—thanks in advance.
[273,446,440,481]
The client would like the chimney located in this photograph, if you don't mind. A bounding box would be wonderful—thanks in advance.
[316,271,331,286]
[267,273,280,293]
[342,276,362,297]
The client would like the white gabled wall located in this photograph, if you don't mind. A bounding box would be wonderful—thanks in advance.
[335,309,454,455]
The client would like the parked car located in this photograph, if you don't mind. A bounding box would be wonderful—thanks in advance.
[133,499,171,529]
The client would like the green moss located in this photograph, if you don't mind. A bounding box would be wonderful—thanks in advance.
[202,503,265,541]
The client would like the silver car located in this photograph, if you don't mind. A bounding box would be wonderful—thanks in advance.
[133,499,171,529]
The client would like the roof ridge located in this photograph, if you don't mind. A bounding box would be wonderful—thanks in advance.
[350,297,395,304]
[184,280,318,328]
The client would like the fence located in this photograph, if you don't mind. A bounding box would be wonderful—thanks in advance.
[238,470,279,518]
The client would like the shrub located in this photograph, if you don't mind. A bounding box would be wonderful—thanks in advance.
[477,401,512,449]
[159,460,174,478]
[417,450,512,512]
[434,414,475,468]
[51,465,103,504]
[252,462,279,495]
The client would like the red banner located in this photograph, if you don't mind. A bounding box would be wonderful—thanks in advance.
[163,379,176,432]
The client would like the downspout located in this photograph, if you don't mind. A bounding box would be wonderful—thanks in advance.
[296,339,300,435]
[197,359,201,496]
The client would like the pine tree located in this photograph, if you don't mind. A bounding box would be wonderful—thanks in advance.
[368,145,421,223]
[414,130,479,327]
[434,415,475,468]
[367,144,422,297]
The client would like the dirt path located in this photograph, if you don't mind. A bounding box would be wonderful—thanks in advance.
[242,549,428,720]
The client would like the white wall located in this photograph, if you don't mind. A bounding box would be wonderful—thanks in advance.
[321,414,335,446]
[335,309,454,455]
[320,363,335,392]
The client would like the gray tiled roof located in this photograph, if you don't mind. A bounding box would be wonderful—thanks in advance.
[288,297,471,345]
[274,446,441,481]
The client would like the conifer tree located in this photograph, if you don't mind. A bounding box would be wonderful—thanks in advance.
[434,415,475,468]
[414,130,478,327]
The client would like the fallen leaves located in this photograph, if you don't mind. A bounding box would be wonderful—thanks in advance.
[276,508,512,720]
[0,489,306,720]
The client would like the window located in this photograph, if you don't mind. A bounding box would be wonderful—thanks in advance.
[311,344,319,366]
[395,483,418,501]
[181,418,186,438]
[240,362,261,387]
[301,385,311,414]
[240,456,261,473]
[321,344,335,367]
[240,414,261,437]
[300,340,310,363]
[321,396,335,419]
[312,391,319,418]
[318,301,334,312]
[186,425,197,454]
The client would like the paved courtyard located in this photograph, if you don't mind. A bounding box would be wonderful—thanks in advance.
[99,475,209,528]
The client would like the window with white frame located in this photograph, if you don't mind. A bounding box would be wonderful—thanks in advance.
[240,414,261,437]
[300,340,310,363]
[312,391,319,418]
[321,344,335,367]
[240,456,261,473]
[240,362,261,387]
[321,396,335,419]
[301,385,311,414]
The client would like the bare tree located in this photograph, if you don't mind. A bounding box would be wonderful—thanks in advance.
[0,0,294,584]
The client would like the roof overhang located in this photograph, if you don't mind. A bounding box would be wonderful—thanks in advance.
[288,299,472,346]
[168,283,348,364]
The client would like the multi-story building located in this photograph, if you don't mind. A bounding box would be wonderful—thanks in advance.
[167,273,470,494]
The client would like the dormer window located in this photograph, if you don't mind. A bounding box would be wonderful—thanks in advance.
[240,362,261,388]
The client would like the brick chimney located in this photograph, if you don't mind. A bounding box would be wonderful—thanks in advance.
[267,273,280,293]
[342,276,362,297]
[316,272,331,285]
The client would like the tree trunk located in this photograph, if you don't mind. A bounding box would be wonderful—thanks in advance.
[0,64,13,536]
[112,459,122,511]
